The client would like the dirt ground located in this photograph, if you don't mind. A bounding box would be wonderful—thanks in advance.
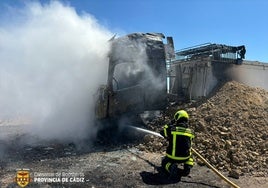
[0,124,267,188]
[0,81,267,188]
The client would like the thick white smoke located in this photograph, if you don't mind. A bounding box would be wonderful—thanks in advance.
[0,1,112,142]
[112,36,166,92]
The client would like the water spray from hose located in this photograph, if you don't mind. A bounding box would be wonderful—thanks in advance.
[129,126,163,138]
[128,125,240,188]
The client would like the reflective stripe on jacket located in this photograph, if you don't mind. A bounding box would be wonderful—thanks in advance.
[160,124,194,160]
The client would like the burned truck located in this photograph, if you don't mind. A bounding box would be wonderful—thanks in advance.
[95,33,174,120]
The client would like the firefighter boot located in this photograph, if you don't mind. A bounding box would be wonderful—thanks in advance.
[181,164,192,177]
[169,163,179,180]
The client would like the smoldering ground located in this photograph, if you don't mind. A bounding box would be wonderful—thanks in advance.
[0,1,113,145]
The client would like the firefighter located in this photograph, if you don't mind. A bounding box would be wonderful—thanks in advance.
[160,110,195,179]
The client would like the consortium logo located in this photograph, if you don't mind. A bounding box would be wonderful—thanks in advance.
[14,169,31,188]
[33,172,85,183]
[15,169,86,187]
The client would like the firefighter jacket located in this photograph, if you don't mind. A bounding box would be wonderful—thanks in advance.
[160,122,194,160]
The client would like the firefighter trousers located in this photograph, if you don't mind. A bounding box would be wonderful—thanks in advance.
[161,156,194,177]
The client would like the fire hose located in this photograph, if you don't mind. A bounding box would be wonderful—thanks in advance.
[129,126,240,188]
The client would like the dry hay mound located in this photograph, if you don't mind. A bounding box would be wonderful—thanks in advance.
[142,81,268,178]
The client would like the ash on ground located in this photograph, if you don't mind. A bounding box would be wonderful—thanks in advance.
[0,81,267,188]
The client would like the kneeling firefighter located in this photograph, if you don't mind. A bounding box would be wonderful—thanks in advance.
[160,110,195,179]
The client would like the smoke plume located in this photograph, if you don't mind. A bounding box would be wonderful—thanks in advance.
[111,35,166,93]
[109,34,168,132]
[0,1,112,142]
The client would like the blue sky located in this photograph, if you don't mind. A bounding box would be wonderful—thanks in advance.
[1,0,267,62]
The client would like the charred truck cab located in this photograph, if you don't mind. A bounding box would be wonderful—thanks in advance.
[95,33,174,120]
